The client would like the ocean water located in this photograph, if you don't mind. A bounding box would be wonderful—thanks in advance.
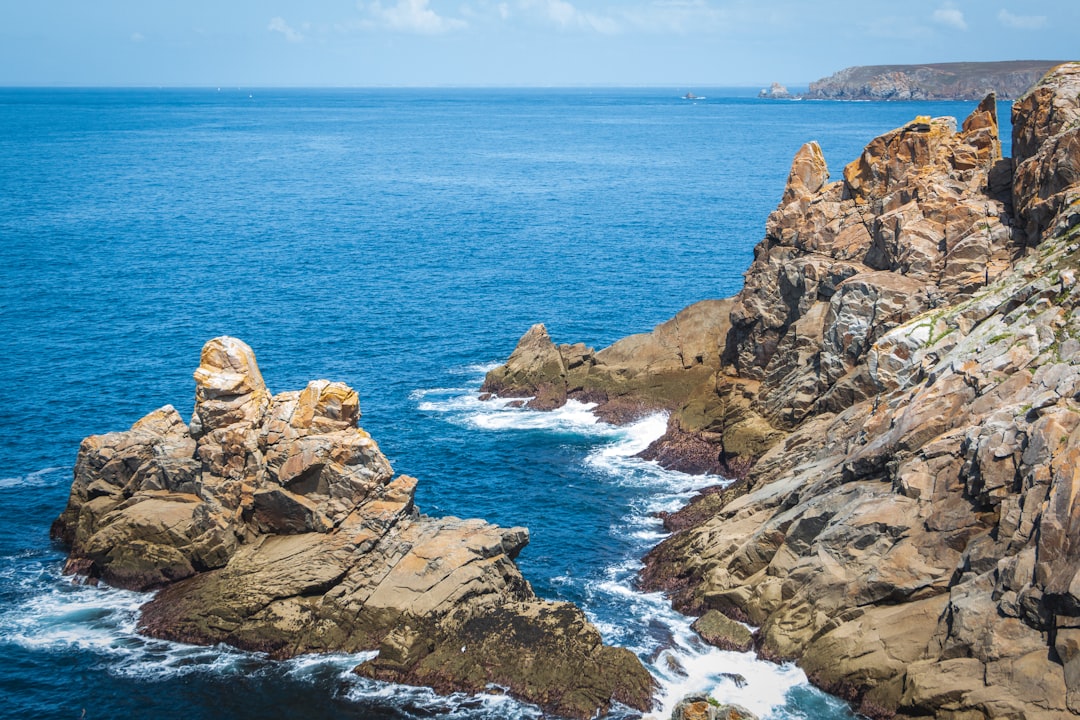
[0,88,1010,719]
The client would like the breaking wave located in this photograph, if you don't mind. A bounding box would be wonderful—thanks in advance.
[420,378,860,720]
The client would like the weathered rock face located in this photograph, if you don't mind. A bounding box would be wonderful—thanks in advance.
[1012,61,1080,245]
[727,92,1013,430]
[638,63,1080,719]
[52,337,654,719]
[488,62,1080,719]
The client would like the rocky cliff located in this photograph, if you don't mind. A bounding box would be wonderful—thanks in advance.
[51,337,653,719]
[804,60,1065,101]
[485,62,1080,718]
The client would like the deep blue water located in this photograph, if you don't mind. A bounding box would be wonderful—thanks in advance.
[0,88,1009,719]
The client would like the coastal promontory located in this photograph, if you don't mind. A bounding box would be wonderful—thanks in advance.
[803,60,1065,101]
[485,62,1080,718]
[51,337,654,719]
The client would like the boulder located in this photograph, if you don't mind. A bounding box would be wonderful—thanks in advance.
[53,337,654,719]
[691,609,753,652]
[670,694,758,720]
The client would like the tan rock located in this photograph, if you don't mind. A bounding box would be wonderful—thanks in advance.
[53,337,652,719]
[691,609,753,652]
[190,336,269,435]
[480,323,569,409]
[481,63,1080,720]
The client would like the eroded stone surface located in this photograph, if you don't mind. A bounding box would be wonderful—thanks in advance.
[638,64,1080,720]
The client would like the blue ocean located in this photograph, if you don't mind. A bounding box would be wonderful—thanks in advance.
[0,88,1010,719]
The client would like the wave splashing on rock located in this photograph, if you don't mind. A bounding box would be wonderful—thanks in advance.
[50,336,654,719]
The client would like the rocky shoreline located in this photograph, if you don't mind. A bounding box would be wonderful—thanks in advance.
[484,62,1080,718]
[51,337,653,719]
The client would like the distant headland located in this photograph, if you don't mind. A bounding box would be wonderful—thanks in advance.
[789,60,1066,101]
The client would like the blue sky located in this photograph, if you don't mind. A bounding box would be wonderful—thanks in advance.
[0,1,1075,86]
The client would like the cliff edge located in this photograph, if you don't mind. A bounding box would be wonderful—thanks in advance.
[485,62,1080,718]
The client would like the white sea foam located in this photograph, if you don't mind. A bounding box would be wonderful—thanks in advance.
[452,361,503,376]
[0,563,382,686]
[409,386,471,401]
[343,677,545,719]
[419,390,619,436]
[414,379,844,719]
[0,466,66,489]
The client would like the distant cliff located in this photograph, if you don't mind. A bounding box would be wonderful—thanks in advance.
[804,60,1065,101]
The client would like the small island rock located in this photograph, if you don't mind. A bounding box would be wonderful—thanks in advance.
[758,82,791,99]
[52,336,654,719]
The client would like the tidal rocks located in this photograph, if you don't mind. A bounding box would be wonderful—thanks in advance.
[482,299,734,432]
[52,337,653,719]
[691,610,753,652]
[757,83,791,100]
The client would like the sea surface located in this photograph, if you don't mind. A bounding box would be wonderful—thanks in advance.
[0,88,1011,719]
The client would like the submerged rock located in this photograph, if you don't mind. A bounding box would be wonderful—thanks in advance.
[52,336,654,719]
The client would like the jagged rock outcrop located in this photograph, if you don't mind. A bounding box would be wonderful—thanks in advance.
[758,82,791,100]
[804,61,1065,101]
[482,300,778,473]
[638,63,1080,719]
[483,299,730,416]
[52,337,654,719]
[489,62,1080,718]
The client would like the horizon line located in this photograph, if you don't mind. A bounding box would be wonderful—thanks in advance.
[0,82,812,90]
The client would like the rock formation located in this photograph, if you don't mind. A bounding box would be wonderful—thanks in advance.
[481,299,766,474]
[52,337,654,719]
[803,60,1065,101]
[487,62,1080,718]
[758,83,792,100]
[670,693,757,720]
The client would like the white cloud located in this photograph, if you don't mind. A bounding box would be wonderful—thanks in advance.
[364,0,467,34]
[130,32,145,43]
[932,3,967,30]
[620,0,732,34]
[268,16,305,42]
[862,17,933,41]
[518,0,622,34]
[997,8,1046,29]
